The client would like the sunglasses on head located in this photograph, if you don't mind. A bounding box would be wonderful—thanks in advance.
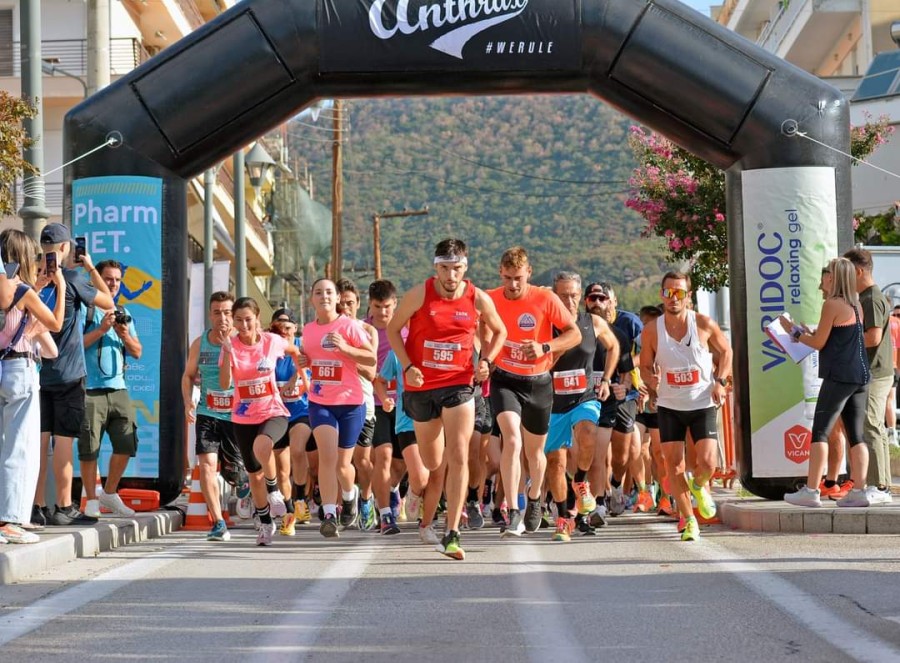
[586,293,609,303]
[661,287,688,300]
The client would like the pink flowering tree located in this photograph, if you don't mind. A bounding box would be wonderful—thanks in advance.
[627,115,894,291]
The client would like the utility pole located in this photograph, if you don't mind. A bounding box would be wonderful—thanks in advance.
[86,1,110,96]
[330,100,343,281]
[234,149,247,298]
[373,207,429,280]
[18,0,51,244]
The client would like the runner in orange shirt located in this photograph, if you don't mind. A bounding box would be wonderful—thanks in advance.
[487,247,581,536]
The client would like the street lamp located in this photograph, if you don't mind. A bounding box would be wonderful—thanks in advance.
[41,60,88,98]
[245,142,276,195]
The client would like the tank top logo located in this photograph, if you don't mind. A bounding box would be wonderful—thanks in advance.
[517,313,537,331]
[321,335,337,351]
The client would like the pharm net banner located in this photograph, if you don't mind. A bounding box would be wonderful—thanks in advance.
[742,168,838,478]
[319,0,580,72]
[72,176,163,477]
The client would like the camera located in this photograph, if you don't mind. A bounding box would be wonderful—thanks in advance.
[114,309,132,325]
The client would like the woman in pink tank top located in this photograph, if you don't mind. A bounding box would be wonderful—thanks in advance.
[301,278,376,538]
[219,297,302,546]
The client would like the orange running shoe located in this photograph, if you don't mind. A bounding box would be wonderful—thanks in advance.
[552,516,575,542]
[634,490,654,513]
[657,495,675,516]
[832,480,854,501]
[818,480,841,500]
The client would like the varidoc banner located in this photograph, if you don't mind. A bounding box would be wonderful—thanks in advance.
[72,176,163,477]
[319,0,580,72]
[742,168,838,478]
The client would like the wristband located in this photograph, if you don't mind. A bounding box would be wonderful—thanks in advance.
[404,363,414,374]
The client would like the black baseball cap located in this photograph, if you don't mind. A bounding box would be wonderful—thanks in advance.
[583,282,612,299]
[271,307,297,324]
[40,222,71,245]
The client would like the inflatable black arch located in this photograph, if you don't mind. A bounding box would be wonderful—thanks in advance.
[64,0,852,504]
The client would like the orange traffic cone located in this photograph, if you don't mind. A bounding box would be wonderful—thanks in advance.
[182,462,232,531]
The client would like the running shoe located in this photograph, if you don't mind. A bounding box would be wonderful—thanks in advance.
[465,501,484,530]
[406,491,423,523]
[84,499,101,519]
[460,509,469,530]
[681,516,699,542]
[833,480,854,500]
[320,514,340,538]
[340,488,360,528]
[523,499,542,533]
[503,510,525,538]
[657,495,675,517]
[418,524,440,544]
[389,488,401,521]
[677,516,687,533]
[539,507,552,529]
[836,488,870,508]
[279,513,297,536]
[98,489,137,517]
[257,521,276,546]
[0,523,39,544]
[207,519,231,541]
[688,479,717,518]
[784,485,821,508]
[572,480,597,516]
[491,507,507,528]
[294,500,311,524]
[236,478,251,500]
[608,486,626,517]
[634,490,654,513]
[552,517,574,542]
[356,497,372,531]
[31,505,50,528]
[50,505,98,526]
[588,504,608,528]
[236,495,253,520]
[818,480,841,500]
[435,530,465,560]
[866,486,893,505]
[267,490,288,518]
[253,513,261,531]
[625,489,637,511]
[574,513,596,536]
[380,513,401,535]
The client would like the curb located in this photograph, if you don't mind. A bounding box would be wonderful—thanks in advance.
[720,499,900,534]
[0,509,183,585]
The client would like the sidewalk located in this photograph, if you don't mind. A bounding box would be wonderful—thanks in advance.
[717,479,900,535]
[0,509,183,585]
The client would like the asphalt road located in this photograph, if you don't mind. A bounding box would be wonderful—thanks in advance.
[2,515,899,662]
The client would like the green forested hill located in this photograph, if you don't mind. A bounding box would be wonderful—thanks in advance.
[288,95,669,306]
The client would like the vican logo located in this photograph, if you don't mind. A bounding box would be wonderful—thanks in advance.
[784,424,811,464]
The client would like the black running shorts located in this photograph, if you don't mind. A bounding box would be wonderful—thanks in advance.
[657,406,718,444]
[489,369,553,436]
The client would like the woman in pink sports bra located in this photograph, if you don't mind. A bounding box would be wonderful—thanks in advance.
[301,278,376,538]
[219,297,302,546]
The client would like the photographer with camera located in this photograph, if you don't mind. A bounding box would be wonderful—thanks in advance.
[31,224,116,527]
[79,259,143,518]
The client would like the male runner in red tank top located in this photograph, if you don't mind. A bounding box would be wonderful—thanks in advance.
[389,238,506,560]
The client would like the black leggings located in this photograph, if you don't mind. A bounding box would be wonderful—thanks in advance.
[812,379,867,447]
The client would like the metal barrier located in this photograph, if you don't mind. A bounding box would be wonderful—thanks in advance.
[714,392,738,488]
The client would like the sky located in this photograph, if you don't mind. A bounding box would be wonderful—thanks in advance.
[680,1,718,17]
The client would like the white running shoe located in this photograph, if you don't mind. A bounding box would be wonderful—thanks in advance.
[784,486,821,507]
[268,490,287,517]
[406,491,423,523]
[866,486,893,505]
[236,495,253,519]
[84,499,102,519]
[256,521,275,546]
[836,488,870,508]
[98,489,136,517]
[418,524,440,545]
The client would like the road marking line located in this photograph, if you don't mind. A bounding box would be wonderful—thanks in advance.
[0,543,195,646]
[250,540,381,658]
[509,541,589,663]
[644,523,900,663]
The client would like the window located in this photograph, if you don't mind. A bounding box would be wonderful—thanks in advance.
[0,10,12,77]
[852,52,900,102]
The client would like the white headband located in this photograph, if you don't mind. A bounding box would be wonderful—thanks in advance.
[434,254,468,265]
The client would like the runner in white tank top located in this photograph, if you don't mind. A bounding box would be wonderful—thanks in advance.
[654,310,715,411]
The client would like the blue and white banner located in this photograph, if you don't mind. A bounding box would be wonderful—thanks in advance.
[72,176,163,477]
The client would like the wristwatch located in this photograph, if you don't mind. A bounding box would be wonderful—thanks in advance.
[715,377,728,387]
[541,342,551,355]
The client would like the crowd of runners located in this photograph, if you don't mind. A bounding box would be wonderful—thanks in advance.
[183,239,742,560]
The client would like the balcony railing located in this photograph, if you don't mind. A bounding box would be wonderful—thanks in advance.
[215,168,269,245]
[0,38,151,78]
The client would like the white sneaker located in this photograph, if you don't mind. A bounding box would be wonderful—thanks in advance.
[84,499,102,519]
[784,486,821,507]
[866,486,893,505]
[268,490,287,517]
[406,491,423,523]
[256,521,275,546]
[836,488,870,508]
[98,489,136,517]
[418,524,440,545]
[236,495,253,519]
